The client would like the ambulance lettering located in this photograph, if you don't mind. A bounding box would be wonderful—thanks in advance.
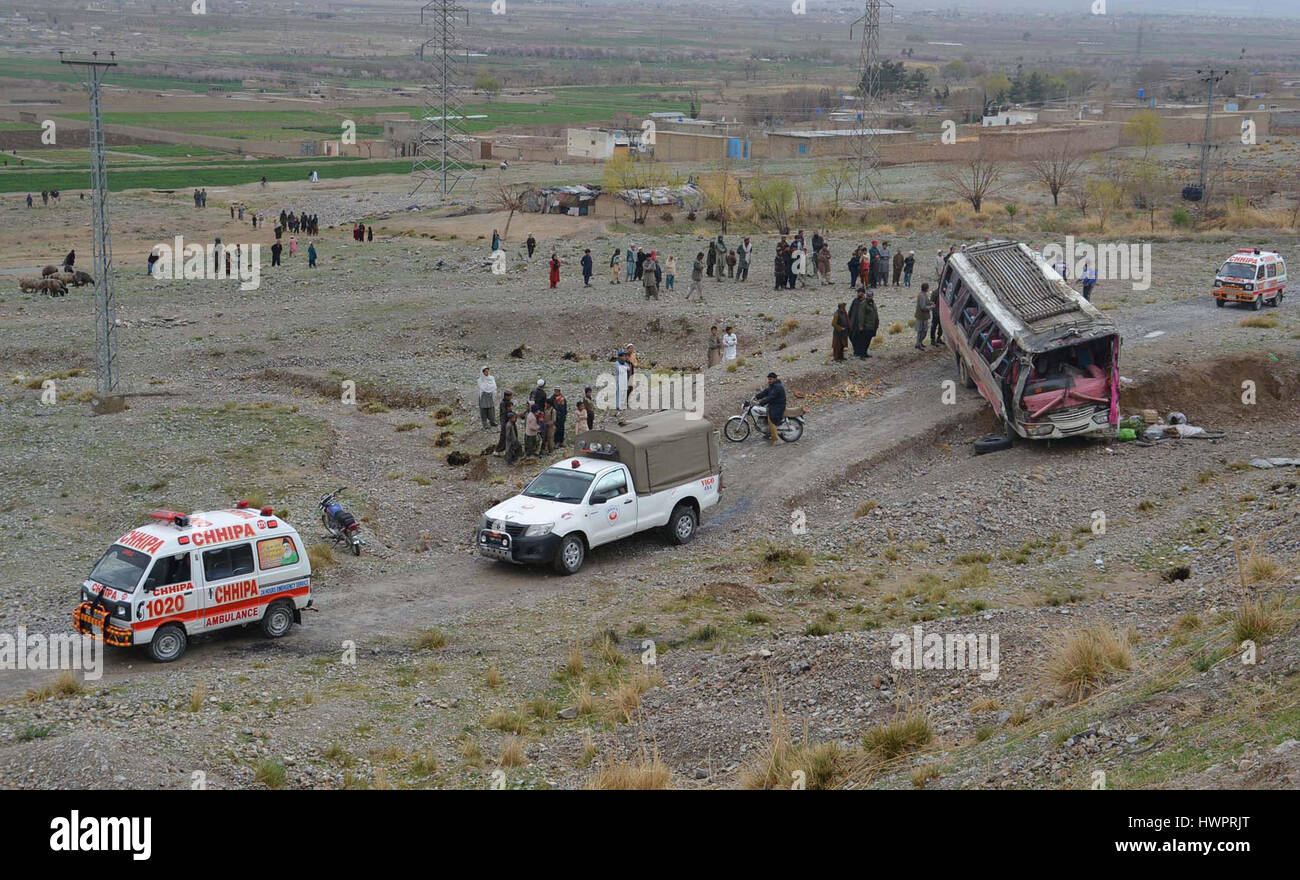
[210,577,261,606]
[260,578,308,597]
[118,530,165,555]
[204,606,263,628]
[143,594,186,619]
[190,522,257,547]
[152,580,193,598]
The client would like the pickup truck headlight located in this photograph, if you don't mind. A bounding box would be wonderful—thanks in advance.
[524,523,554,537]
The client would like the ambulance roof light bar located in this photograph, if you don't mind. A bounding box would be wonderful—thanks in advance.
[148,510,189,528]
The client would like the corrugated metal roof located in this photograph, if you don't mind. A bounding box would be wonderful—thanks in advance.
[962,242,1081,325]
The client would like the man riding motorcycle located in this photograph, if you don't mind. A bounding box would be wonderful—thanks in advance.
[754,372,786,444]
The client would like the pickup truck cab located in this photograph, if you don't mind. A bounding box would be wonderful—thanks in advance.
[477,410,721,574]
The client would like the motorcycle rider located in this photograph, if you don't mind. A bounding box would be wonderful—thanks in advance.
[754,372,787,444]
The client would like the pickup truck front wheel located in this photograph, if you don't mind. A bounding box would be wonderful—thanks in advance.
[554,534,585,575]
[668,503,697,545]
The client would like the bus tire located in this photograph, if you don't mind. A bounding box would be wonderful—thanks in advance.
[974,434,1013,455]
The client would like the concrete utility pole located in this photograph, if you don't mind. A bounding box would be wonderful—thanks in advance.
[60,50,120,396]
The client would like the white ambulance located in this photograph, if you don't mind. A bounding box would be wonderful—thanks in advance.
[74,504,313,662]
[1213,248,1286,310]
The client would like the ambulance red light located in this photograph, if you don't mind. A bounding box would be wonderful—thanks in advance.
[267,520,279,529]
[260,506,274,516]
[571,460,581,468]
[148,510,189,528]
[236,500,250,509]
[178,536,190,545]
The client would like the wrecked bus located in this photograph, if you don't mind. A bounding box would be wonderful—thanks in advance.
[937,241,1121,440]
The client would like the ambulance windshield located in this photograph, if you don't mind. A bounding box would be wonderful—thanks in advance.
[1219,261,1256,280]
[88,544,150,592]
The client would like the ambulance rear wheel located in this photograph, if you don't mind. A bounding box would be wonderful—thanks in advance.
[147,624,187,663]
[261,601,294,638]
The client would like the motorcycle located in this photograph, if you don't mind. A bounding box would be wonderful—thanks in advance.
[318,487,363,556]
[724,398,805,443]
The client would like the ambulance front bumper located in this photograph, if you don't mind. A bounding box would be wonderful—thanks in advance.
[74,601,134,648]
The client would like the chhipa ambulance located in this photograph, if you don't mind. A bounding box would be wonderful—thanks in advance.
[1213,248,1286,309]
[74,504,312,662]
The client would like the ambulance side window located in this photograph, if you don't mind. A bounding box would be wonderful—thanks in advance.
[202,544,255,582]
[144,552,191,592]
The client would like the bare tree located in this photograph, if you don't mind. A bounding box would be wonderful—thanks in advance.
[939,155,1005,213]
[495,182,532,243]
[1024,143,1088,207]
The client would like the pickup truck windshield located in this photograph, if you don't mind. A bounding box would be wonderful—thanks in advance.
[88,544,150,592]
[523,469,596,504]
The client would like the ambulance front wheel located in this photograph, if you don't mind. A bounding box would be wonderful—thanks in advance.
[261,601,295,638]
[147,624,188,663]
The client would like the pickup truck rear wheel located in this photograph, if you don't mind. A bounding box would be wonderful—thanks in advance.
[554,534,585,575]
[147,624,187,663]
[668,503,697,545]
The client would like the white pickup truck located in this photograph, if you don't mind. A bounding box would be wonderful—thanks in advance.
[476,411,721,574]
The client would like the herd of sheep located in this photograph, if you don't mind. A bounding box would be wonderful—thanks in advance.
[18,265,94,297]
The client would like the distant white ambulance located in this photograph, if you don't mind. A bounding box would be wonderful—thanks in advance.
[1214,248,1286,310]
[74,504,313,662]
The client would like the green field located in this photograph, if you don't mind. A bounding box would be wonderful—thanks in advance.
[0,158,416,194]
[0,58,241,93]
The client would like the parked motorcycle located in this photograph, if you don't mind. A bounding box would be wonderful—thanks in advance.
[724,399,805,443]
[318,487,362,556]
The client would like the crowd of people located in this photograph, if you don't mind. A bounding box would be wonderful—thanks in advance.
[477,366,601,465]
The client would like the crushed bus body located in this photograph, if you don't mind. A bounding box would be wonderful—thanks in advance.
[937,240,1121,441]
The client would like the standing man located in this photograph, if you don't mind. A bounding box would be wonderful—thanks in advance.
[491,228,501,252]
[583,387,596,430]
[495,390,516,455]
[935,249,946,282]
[892,246,905,287]
[308,241,317,268]
[642,251,660,300]
[832,302,849,361]
[271,240,282,267]
[688,251,705,303]
[477,366,498,430]
[1081,263,1097,301]
[609,247,623,284]
[625,244,636,282]
[706,239,717,278]
[551,388,568,448]
[903,251,915,287]
[914,283,932,351]
[526,234,537,259]
[581,249,594,287]
[737,237,752,281]
[722,326,738,363]
[614,351,631,414]
[848,247,861,289]
[707,325,723,367]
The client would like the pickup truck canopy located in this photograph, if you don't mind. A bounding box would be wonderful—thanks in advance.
[580,410,719,495]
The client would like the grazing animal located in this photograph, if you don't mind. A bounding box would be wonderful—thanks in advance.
[53,271,74,285]
[37,278,67,296]
[41,265,59,277]
[19,276,42,292]
[71,270,94,286]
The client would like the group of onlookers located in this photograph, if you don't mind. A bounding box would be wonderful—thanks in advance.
[479,367,599,465]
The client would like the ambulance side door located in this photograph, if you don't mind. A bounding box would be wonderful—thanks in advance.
[138,550,196,632]
[199,542,259,632]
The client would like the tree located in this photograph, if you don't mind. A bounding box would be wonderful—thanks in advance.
[699,170,742,234]
[941,60,968,82]
[1124,109,1164,164]
[495,182,531,243]
[602,154,668,225]
[1024,143,1088,207]
[749,175,795,234]
[939,155,1004,213]
[473,69,502,101]
[813,163,853,224]
[1086,179,1124,232]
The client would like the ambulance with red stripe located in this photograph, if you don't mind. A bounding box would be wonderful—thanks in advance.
[1213,248,1286,310]
[74,504,312,662]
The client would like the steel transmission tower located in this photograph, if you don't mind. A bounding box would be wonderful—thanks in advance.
[849,0,892,200]
[1194,68,1228,213]
[413,1,476,196]
[60,51,120,395]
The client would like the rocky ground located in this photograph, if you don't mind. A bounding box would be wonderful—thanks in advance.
[1,171,1298,789]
